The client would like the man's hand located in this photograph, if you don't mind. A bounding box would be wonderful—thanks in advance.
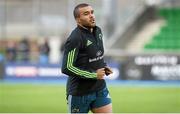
[96,68,105,79]
[104,66,113,76]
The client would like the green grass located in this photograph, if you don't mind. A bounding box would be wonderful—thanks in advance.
[0,83,180,113]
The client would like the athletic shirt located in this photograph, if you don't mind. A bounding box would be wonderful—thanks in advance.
[61,25,106,95]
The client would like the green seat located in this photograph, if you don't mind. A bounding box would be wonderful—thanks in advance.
[144,8,180,51]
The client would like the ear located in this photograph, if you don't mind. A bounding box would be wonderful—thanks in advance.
[76,18,81,24]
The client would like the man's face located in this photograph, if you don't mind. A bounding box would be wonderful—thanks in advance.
[77,6,96,28]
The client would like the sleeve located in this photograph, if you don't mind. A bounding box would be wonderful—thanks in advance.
[61,33,97,79]
[99,27,107,67]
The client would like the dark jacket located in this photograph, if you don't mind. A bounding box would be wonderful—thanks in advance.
[61,26,106,95]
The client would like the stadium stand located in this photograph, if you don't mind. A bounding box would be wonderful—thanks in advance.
[144,8,180,51]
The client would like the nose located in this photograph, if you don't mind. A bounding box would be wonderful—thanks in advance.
[90,13,95,18]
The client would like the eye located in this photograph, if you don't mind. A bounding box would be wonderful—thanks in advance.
[84,12,88,15]
[83,11,89,16]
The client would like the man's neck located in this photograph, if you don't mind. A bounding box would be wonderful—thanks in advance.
[78,24,93,33]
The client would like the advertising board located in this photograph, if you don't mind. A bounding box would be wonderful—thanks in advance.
[120,55,180,80]
[5,62,120,80]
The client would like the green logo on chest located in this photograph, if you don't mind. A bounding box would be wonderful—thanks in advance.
[86,40,92,46]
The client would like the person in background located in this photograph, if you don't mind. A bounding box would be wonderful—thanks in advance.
[39,38,50,63]
[17,38,30,62]
[5,41,17,62]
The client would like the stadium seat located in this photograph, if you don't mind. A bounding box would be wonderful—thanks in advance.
[144,8,180,51]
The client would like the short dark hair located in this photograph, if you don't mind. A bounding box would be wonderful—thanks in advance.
[73,3,90,19]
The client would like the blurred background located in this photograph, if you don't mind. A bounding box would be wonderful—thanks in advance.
[0,0,180,113]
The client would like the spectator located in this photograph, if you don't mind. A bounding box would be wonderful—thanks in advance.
[39,39,50,63]
[6,41,17,62]
[17,38,30,62]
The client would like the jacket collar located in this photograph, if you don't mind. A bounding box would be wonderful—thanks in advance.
[77,25,97,33]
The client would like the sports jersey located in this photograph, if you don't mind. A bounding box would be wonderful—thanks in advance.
[61,25,106,95]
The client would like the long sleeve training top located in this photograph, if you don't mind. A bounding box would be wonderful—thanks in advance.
[61,25,107,95]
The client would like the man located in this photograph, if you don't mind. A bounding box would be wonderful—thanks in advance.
[61,3,113,113]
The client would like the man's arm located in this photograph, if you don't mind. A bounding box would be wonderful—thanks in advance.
[61,34,97,79]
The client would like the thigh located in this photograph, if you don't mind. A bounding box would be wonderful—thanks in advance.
[67,94,93,113]
[91,87,112,113]
[91,103,112,113]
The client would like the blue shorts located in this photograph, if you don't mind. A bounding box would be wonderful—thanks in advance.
[67,87,112,113]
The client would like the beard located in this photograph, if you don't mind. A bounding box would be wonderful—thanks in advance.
[83,21,96,28]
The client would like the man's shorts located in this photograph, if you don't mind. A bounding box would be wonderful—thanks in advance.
[67,87,112,113]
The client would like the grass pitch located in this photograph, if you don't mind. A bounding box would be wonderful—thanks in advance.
[0,82,180,113]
